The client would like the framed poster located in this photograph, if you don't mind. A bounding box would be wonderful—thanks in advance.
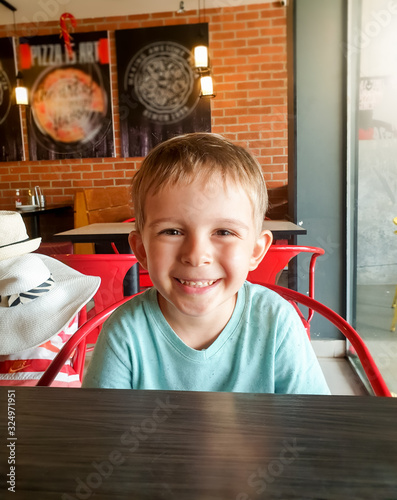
[0,37,24,162]
[20,31,114,160]
[115,23,211,157]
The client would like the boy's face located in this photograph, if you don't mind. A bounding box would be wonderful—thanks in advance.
[129,176,272,332]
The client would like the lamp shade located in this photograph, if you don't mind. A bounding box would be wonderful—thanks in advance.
[15,85,28,105]
[200,75,214,97]
[194,45,208,69]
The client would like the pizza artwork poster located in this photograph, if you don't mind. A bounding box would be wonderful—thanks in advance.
[0,37,24,162]
[115,24,211,158]
[20,31,115,160]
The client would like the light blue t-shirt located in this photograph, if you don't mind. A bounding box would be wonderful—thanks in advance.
[83,282,330,394]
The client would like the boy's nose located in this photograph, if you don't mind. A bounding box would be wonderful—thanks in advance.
[180,235,212,267]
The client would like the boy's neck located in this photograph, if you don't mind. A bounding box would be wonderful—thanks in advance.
[157,292,237,351]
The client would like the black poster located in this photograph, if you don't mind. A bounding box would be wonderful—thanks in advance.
[20,31,114,160]
[0,37,24,162]
[115,24,211,157]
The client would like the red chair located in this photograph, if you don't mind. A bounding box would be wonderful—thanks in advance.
[52,254,139,318]
[247,245,325,336]
[36,296,137,386]
[262,283,392,397]
[50,253,139,372]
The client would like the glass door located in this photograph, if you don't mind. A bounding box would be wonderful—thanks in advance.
[348,0,397,394]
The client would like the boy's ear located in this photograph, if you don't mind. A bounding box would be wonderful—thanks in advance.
[128,231,148,270]
[248,230,273,271]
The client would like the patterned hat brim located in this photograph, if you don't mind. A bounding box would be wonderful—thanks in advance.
[0,237,41,261]
[0,254,100,355]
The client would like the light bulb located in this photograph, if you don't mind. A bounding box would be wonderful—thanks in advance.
[15,86,28,105]
[194,45,208,69]
[200,75,214,96]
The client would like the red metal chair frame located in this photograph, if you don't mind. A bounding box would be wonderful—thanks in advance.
[37,296,137,387]
[263,283,391,397]
[37,284,390,396]
[51,253,139,375]
[247,245,325,332]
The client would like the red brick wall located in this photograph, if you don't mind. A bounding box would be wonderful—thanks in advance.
[0,3,287,210]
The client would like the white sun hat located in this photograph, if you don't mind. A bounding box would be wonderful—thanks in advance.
[0,253,100,355]
[0,211,41,261]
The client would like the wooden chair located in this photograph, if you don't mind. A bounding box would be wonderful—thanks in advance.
[267,184,288,220]
[74,186,134,254]
[36,296,136,386]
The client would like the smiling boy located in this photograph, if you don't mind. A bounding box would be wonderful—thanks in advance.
[83,133,330,394]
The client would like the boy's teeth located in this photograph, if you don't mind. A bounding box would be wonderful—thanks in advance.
[179,279,215,287]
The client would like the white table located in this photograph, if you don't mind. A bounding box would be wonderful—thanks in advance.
[54,220,307,243]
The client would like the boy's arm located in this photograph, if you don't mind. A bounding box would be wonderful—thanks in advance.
[274,307,331,395]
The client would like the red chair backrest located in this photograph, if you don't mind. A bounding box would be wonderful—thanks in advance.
[247,245,324,291]
[247,245,325,331]
[52,254,138,316]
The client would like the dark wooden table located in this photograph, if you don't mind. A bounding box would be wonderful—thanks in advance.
[18,204,73,239]
[0,388,396,499]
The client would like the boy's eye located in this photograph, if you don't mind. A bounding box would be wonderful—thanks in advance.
[214,229,234,236]
[160,229,182,236]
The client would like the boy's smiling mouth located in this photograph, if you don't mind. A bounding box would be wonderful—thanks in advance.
[176,278,218,288]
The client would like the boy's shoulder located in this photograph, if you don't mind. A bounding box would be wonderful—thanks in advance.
[241,281,299,326]
[243,280,290,308]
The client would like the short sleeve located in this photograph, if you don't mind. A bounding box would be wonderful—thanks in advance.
[273,303,330,395]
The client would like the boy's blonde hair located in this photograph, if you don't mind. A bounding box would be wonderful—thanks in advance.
[131,133,268,234]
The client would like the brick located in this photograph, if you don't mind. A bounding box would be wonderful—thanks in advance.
[212,31,236,41]
[214,116,238,126]
[104,171,125,178]
[82,172,104,180]
[223,39,247,49]
[247,20,272,29]
[272,17,287,27]
[221,22,247,32]
[1,175,20,182]
[272,156,288,164]
[224,73,248,84]
[237,132,261,141]
[73,180,95,188]
[52,181,72,188]
[238,12,260,21]
[238,115,262,124]
[236,29,259,39]
[236,81,260,90]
